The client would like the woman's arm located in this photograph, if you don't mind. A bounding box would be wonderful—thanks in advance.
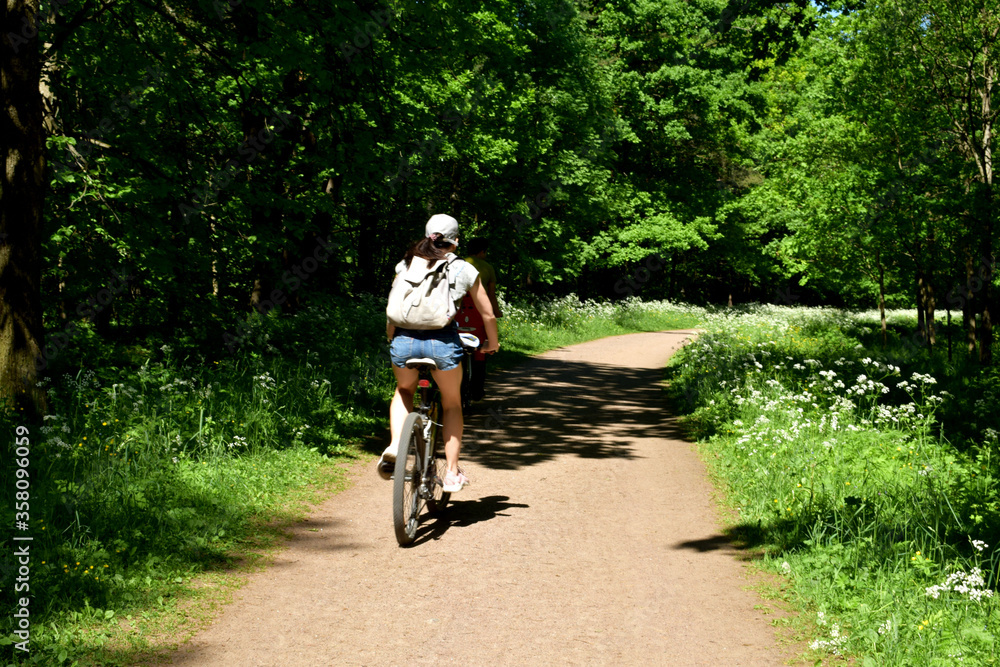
[468,277,499,353]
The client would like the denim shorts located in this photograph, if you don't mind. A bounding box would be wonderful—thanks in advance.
[390,328,464,371]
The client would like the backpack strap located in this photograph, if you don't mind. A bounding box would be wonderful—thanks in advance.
[443,255,461,296]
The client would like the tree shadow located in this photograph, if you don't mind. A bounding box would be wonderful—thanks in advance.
[673,525,772,563]
[462,337,690,470]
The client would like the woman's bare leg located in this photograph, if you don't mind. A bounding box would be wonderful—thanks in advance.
[431,366,464,474]
[389,366,419,452]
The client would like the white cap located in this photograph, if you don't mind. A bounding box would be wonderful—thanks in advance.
[425,214,459,246]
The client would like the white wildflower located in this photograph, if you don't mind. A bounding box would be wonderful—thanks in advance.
[926,568,994,602]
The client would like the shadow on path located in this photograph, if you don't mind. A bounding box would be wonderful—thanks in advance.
[462,345,688,471]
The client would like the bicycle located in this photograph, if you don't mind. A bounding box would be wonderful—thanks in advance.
[393,332,480,546]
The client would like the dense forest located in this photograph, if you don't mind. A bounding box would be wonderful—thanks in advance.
[2,0,997,415]
[4,2,1000,662]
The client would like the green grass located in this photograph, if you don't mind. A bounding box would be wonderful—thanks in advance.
[667,304,1000,666]
[1,292,702,666]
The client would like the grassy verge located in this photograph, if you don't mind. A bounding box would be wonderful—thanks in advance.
[667,305,1000,666]
[2,293,702,666]
[1,294,391,666]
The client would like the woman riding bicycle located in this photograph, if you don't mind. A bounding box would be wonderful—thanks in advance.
[379,214,499,492]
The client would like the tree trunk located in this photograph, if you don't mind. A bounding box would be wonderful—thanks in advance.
[979,235,994,366]
[916,270,926,346]
[878,252,887,348]
[925,277,936,347]
[0,0,48,416]
[965,253,978,357]
[250,261,269,314]
[979,53,994,365]
[211,221,219,297]
[917,269,936,348]
[947,307,952,362]
[977,182,993,367]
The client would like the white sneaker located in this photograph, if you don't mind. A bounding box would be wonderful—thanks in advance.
[441,469,469,493]
[376,445,397,480]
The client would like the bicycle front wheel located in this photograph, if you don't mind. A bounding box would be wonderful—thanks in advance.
[393,411,424,546]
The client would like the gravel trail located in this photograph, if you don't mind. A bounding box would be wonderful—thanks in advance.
[165,331,800,666]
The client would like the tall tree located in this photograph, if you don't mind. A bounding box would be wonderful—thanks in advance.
[1,0,48,415]
[871,0,1000,363]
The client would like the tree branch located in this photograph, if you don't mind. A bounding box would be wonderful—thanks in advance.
[43,0,117,61]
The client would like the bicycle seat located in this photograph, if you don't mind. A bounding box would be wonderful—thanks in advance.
[458,333,480,349]
[404,357,439,369]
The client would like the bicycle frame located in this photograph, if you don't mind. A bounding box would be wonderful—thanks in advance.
[413,371,442,502]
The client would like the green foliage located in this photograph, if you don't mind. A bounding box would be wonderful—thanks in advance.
[37,0,822,329]
[669,305,1000,664]
[26,0,1000,346]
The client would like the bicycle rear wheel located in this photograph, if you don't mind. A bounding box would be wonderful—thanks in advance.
[393,411,424,546]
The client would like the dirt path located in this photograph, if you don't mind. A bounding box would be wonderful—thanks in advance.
[166,331,800,666]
